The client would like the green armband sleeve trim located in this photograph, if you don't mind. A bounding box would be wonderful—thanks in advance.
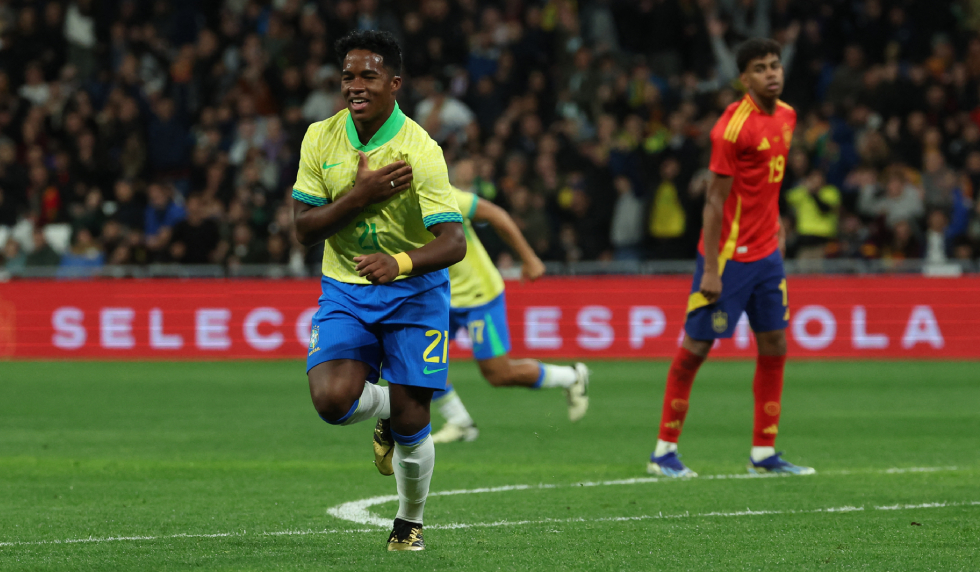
[423,212,463,228]
[466,195,479,220]
[292,189,329,206]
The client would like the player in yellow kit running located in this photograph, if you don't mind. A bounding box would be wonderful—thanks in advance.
[429,187,590,443]
[292,31,465,551]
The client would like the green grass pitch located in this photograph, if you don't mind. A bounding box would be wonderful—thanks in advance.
[0,360,978,571]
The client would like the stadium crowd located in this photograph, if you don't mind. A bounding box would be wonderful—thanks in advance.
[0,0,979,275]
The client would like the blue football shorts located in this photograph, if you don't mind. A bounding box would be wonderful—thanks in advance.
[306,270,451,390]
[448,292,512,361]
[685,249,789,340]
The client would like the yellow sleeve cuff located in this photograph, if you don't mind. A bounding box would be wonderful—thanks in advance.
[393,252,413,275]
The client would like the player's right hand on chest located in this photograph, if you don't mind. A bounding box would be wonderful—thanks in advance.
[351,151,413,205]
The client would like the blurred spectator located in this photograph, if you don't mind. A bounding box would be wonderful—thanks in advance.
[645,157,688,260]
[64,0,97,79]
[507,186,551,259]
[59,227,103,273]
[18,62,50,106]
[266,233,290,265]
[111,180,144,231]
[785,170,841,262]
[882,219,922,260]
[169,195,221,264]
[71,188,106,238]
[2,238,26,272]
[609,176,644,260]
[826,45,866,111]
[148,98,192,178]
[414,78,476,144]
[828,213,876,259]
[25,228,60,267]
[925,210,949,264]
[227,222,267,266]
[144,183,185,260]
[858,168,924,230]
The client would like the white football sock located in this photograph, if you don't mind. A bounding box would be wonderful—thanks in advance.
[539,364,577,388]
[751,446,776,462]
[654,439,678,458]
[394,436,435,524]
[435,389,474,427]
[340,382,389,425]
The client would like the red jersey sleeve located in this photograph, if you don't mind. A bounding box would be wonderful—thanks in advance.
[708,116,738,177]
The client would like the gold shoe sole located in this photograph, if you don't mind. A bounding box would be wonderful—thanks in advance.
[387,543,425,551]
[374,440,393,476]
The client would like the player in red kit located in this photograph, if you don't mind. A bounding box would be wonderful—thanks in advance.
[647,39,815,477]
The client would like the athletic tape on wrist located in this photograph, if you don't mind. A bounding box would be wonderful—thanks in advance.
[393,252,413,275]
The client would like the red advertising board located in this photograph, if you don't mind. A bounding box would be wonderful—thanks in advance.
[0,276,977,360]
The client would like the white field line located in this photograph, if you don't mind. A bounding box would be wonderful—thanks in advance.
[3,501,978,548]
[0,466,973,548]
[327,465,962,528]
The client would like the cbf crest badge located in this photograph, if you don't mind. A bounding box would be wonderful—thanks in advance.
[711,310,729,333]
[309,325,321,356]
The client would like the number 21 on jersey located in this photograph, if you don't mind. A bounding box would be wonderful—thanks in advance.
[355,221,380,252]
[423,330,449,364]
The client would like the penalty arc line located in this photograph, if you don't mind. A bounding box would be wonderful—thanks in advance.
[327,465,962,528]
[0,465,969,547]
[2,500,978,548]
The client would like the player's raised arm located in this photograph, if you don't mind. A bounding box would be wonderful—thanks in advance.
[699,173,733,303]
[294,151,413,246]
[472,197,545,281]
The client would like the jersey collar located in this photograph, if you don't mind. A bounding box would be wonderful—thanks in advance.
[345,102,406,152]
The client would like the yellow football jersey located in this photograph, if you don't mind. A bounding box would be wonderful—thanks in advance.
[448,189,505,309]
[292,103,461,284]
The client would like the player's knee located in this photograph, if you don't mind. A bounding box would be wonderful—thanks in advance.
[389,390,432,436]
[756,331,787,355]
[309,381,358,424]
[682,336,713,358]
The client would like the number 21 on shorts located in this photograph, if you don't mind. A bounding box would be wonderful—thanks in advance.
[423,330,449,364]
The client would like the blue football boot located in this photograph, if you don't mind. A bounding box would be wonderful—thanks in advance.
[647,451,698,477]
[747,452,816,475]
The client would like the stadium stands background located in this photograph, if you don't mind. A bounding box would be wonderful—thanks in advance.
[0,0,977,278]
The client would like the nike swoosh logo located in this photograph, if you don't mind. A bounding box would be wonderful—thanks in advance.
[423,366,447,375]
[322,162,342,169]
[398,462,407,469]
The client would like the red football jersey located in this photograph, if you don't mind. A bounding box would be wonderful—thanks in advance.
[698,94,797,263]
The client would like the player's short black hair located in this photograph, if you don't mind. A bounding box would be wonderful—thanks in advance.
[736,38,782,73]
[335,30,403,76]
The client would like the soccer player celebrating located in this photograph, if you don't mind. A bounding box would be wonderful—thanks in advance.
[647,39,815,478]
[292,31,465,551]
[429,188,589,443]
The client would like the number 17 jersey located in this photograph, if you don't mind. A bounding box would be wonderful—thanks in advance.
[699,94,797,265]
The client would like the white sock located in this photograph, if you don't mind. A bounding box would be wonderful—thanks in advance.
[751,446,776,462]
[539,364,577,388]
[394,436,435,524]
[435,389,474,427]
[654,439,678,458]
[340,382,390,425]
